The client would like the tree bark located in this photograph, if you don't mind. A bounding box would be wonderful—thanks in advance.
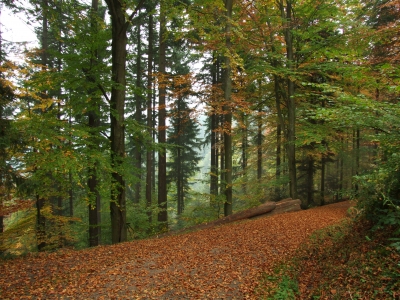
[306,155,314,207]
[36,0,48,252]
[174,199,301,232]
[276,122,282,199]
[210,52,218,200]
[281,0,298,200]
[105,0,129,244]
[88,171,101,246]
[257,106,263,182]
[355,129,360,194]
[146,10,154,224]
[223,0,233,217]
[87,0,102,247]
[241,112,248,194]
[134,16,143,204]
[320,155,326,205]
[158,2,168,228]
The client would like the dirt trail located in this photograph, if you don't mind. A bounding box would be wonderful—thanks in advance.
[0,201,353,299]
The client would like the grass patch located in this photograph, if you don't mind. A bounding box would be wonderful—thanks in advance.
[257,219,400,299]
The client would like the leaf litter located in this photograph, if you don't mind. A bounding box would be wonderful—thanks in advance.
[0,201,352,299]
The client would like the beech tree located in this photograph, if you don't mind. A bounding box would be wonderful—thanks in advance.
[104,0,144,244]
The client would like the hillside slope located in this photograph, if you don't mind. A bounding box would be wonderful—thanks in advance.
[0,201,352,299]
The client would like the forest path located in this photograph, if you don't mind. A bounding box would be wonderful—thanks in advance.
[0,201,352,299]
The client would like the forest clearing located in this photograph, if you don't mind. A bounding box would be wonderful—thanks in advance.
[0,201,354,299]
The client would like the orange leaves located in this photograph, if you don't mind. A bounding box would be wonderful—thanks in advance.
[0,199,34,217]
[0,202,351,299]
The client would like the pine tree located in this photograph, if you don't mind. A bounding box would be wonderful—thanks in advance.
[167,100,202,215]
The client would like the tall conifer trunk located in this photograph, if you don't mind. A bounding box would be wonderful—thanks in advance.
[36,0,48,251]
[0,26,4,240]
[223,0,233,217]
[134,17,142,204]
[257,108,263,181]
[87,0,101,247]
[276,123,282,199]
[320,154,326,205]
[241,112,248,194]
[177,98,183,215]
[280,0,298,200]
[158,1,168,228]
[355,129,360,194]
[146,10,154,224]
[306,155,314,206]
[210,52,218,201]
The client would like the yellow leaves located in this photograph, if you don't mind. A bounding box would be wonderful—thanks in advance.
[0,199,35,217]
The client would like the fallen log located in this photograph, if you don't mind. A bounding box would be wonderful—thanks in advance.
[189,198,300,229]
[253,198,302,218]
[157,198,302,237]
[211,201,276,225]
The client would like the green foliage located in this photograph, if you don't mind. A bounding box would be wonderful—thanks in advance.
[126,201,163,239]
[268,276,299,300]
[258,220,400,299]
[0,208,37,257]
[171,192,221,229]
[259,263,299,300]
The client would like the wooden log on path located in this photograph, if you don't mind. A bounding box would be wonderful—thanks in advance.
[157,198,302,237]
[265,198,301,216]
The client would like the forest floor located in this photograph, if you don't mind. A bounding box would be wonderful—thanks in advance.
[0,201,357,299]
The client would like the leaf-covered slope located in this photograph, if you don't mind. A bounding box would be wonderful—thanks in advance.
[0,201,352,299]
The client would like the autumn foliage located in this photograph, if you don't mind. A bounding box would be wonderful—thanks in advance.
[0,201,352,299]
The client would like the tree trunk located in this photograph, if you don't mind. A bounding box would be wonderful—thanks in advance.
[86,0,102,247]
[152,79,157,195]
[257,107,263,182]
[320,155,325,205]
[241,112,248,194]
[339,139,344,201]
[0,11,3,242]
[210,52,218,200]
[158,2,168,228]
[275,122,282,199]
[105,0,128,244]
[88,171,101,246]
[134,16,143,204]
[282,0,298,200]
[36,0,48,252]
[306,155,314,207]
[177,146,183,215]
[223,0,233,217]
[36,195,46,251]
[191,199,301,230]
[146,11,154,224]
[87,107,101,246]
[355,129,360,194]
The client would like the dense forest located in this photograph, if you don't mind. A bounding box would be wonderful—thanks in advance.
[0,0,399,256]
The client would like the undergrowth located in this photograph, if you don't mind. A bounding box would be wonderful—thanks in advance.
[258,219,400,299]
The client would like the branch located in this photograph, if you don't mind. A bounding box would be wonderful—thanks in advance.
[97,83,110,103]
[82,68,110,103]
[123,0,146,32]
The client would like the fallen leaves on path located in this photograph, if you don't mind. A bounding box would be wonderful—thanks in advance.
[0,201,352,299]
